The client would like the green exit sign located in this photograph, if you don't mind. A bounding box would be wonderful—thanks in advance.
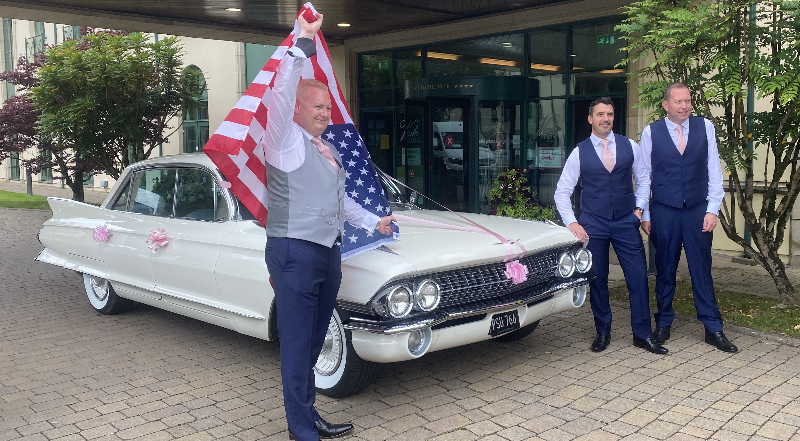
[597,34,616,46]
[378,61,390,69]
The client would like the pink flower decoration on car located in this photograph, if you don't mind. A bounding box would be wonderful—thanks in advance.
[146,228,169,251]
[92,225,111,243]
[504,260,529,285]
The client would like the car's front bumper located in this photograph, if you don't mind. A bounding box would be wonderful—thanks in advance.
[348,282,587,363]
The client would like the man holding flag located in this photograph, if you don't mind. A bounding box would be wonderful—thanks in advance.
[261,11,394,441]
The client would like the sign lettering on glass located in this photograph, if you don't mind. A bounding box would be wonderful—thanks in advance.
[597,34,616,46]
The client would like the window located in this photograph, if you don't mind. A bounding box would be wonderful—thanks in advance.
[62,25,81,42]
[128,168,176,217]
[39,150,52,182]
[25,21,45,60]
[9,152,20,180]
[182,66,209,153]
[427,33,525,78]
[2,18,13,99]
[175,168,229,221]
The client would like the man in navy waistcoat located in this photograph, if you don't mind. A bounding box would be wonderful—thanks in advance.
[640,83,737,353]
[555,97,667,354]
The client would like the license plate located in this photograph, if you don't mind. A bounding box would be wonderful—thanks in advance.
[489,310,520,337]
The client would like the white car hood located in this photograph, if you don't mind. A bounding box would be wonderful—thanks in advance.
[338,208,577,304]
[387,209,574,269]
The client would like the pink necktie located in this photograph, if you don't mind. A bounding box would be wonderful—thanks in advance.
[600,138,614,172]
[676,124,686,155]
[311,137,338,172]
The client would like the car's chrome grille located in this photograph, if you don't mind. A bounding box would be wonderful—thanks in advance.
[431,246,566,308]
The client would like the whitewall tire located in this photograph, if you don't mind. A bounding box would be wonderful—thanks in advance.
[83,274,132,315]
[315,309,376,398]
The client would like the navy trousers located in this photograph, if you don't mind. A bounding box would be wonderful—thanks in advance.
[266,237,341,441]
[650,201,723,332]
[580,211,652,339]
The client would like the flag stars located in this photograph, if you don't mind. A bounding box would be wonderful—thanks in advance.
[367,186,376,193]
[347,159,357,167]
[343,129,353,138]
[360,168,368,175]
[325,132,336,140]
[376,204,384,212]
[348,234,359,243]
[339,140,348,149]
[345,171,351,179]
[355,178,364,186]
[350,190,359,198]
[364,197,372,205]
[365,229,374,237]
[351,149,360,157]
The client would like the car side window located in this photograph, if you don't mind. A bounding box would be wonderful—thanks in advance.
[175,168,230,221]
[110,180,131,211]
[128,168,176,217]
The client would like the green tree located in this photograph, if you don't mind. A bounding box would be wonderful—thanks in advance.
[32,30,203,183]
[618,0,800,304]
[0,55,94,202]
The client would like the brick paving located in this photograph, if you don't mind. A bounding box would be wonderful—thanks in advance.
[1,206,800,440]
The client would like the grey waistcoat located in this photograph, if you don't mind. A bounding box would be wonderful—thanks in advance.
[265,139,345,247]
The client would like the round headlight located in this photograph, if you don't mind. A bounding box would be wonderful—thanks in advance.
[387,285,413,318]
[558,252,575,278]
[415,279,440,311]
[574,248,592,273]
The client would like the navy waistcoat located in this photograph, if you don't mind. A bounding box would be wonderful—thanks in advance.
[578,134,636,220]
[649,116,708,209]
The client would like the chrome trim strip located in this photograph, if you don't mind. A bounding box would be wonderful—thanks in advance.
[343,278,590,334]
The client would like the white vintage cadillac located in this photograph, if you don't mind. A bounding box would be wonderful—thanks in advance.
[36,153,592,397]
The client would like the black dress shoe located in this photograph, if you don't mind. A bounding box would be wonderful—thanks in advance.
[591,333,610,352]
[315,417,354,439]
[633,337,669,355]
[288,418,353,440]
[705,331,738,353]
[652,326,671,344]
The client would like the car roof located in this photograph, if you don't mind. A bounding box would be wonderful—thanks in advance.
[128,152,218,170]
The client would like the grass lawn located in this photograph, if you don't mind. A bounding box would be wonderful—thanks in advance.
[610,279,800,339]
[0,190,51,210]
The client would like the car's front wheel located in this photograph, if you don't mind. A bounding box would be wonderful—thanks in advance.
[315,309,376,398]
[83,274,132,315]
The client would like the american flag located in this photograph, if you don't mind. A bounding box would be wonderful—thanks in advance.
[203,2,397,259]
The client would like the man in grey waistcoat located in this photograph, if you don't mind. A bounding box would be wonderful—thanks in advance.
[263,13,396,441]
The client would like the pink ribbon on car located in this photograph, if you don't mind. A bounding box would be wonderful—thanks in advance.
[92,225,111,243]
[504,260,529,284]
[146,228,169,250]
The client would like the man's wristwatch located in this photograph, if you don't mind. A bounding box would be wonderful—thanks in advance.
[376,220,382,231]
[634,207,643,215]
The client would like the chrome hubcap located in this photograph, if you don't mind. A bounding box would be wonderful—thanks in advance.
[315,317,343,376]
[89,276,109,302]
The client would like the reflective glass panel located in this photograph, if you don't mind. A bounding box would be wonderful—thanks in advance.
[571,20,625,71]
[360,53,392,88]
[427,33,524,78]
[526,99,566,206]
[478,100,521,213]
[530,27,567,74]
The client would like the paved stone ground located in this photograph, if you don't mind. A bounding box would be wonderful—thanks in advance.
[2,207,800,441]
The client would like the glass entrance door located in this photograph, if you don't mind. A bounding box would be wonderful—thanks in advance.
[402,98,472,212]
[430,99,470,212]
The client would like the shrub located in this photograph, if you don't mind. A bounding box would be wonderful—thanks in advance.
[487,168,555,222]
